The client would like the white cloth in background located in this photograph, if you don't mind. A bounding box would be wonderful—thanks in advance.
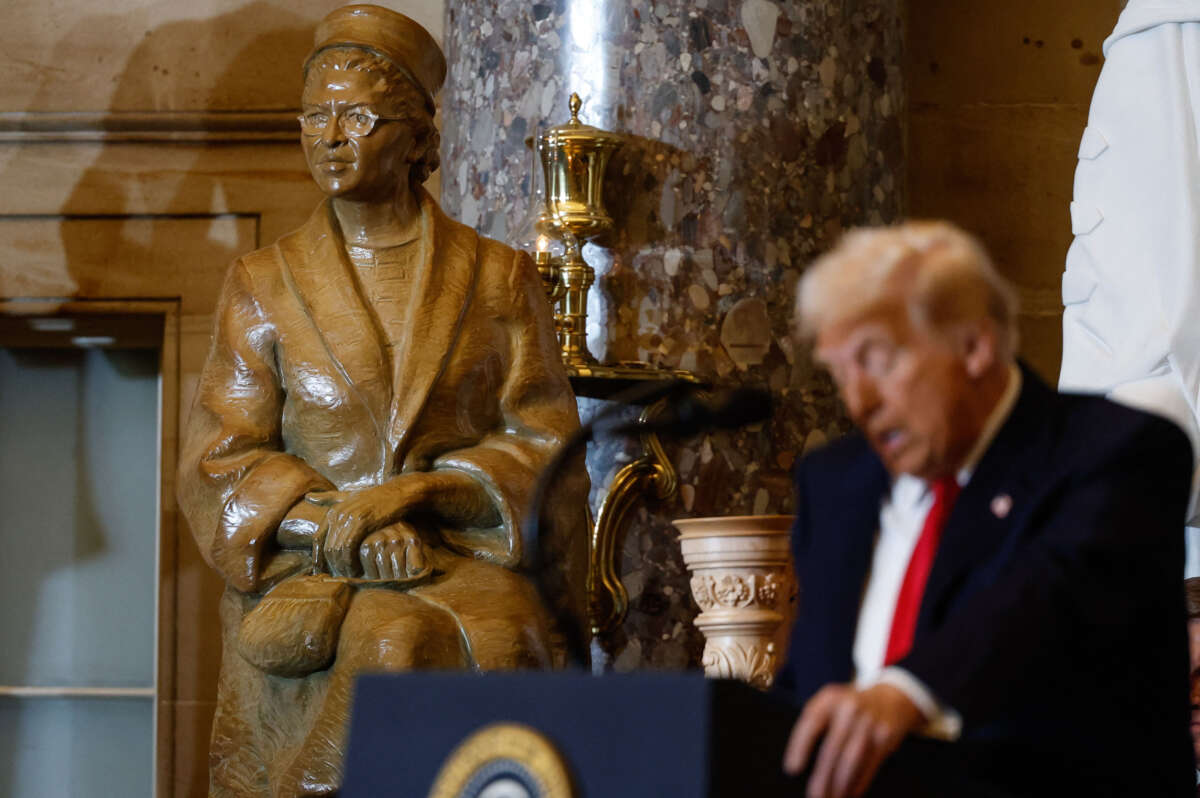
[1060,0,1200,575]
[1104,0,1200,52]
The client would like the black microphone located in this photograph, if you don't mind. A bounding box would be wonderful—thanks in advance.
[612,387,773,437]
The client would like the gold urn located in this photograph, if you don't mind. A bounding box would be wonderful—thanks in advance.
[526,96,707,665]
[535,93,622,367]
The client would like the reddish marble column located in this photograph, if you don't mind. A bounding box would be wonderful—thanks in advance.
[441,0,905,669]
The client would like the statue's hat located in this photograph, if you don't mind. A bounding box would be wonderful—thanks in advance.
[306,5,446,112]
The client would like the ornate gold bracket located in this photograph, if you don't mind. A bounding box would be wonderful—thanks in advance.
[587,399,678,639]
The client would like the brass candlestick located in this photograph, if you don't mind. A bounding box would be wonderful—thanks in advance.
[535,93,621,366]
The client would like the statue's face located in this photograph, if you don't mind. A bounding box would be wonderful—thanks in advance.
[300,65,416,201]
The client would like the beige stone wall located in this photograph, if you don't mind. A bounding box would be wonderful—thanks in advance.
[0,0,443,112]
[907,0,1125,382]
[0,2,443,796]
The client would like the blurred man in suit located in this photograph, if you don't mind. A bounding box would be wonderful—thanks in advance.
[778,222,1194,797]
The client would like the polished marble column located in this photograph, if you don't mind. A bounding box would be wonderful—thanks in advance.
[442,0,904,669]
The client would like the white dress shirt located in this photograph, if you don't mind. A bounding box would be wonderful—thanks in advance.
[851,364,1022,739]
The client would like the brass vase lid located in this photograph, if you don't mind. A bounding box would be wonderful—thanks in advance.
[536,93,623,242]
[539,92,623,149]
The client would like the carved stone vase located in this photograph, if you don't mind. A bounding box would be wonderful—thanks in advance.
[674,515,795,689]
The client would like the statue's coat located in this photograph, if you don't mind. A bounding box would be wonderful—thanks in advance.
[178,189,588,796]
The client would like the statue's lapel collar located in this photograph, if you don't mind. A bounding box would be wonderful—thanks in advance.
[276,200,391,445]
[386,188,480,468]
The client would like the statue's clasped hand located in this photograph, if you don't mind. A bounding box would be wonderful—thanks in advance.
[357,522,427,579]
[309,482,430,580]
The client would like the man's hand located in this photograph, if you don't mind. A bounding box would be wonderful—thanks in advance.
[358,522,428,580]
[782,683,926,798]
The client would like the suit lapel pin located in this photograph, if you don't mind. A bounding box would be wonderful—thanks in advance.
[990,493,1013,519]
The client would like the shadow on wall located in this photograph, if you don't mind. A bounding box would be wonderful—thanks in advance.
[600,133,683,251]
[0,2,325,794]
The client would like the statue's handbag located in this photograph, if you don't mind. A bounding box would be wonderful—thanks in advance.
[236,526,436,677]
[236,573,353,677]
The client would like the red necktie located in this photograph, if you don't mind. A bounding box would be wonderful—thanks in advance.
[883,475,961,666]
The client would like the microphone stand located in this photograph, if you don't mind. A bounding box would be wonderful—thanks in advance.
[528,382,775,673]
[524,378,700,673]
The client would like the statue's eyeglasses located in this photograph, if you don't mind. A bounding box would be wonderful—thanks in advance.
[298,107,405,138]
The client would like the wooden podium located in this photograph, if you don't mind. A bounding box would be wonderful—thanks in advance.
[341,671,803,797]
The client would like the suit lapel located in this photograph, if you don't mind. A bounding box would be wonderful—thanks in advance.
[277,201,391,446]
[818,446,890,683]
[918,364,1055,635]
[386,189,480,469]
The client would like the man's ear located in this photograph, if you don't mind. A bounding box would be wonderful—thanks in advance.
[960,320,999,379]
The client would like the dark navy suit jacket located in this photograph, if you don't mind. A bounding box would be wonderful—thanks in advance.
[776,366,1195,795]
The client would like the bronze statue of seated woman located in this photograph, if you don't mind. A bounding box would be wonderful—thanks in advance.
[177,6,588,795]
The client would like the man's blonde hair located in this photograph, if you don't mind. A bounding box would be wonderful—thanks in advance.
[795,221,1019,357]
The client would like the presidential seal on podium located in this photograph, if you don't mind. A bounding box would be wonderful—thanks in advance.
[428,723,575,798]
